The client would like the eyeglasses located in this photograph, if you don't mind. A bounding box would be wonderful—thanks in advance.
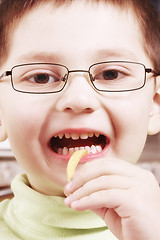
[0,61,158,94]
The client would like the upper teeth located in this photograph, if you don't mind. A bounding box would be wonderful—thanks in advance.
[55,132,99,140]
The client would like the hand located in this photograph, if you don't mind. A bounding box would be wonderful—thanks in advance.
[64,157,160,240]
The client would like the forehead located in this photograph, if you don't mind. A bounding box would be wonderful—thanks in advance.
[6,1,152,68]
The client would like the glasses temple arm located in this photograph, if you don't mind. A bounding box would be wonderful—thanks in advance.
[146,68,160,76]
[0,71,11,80]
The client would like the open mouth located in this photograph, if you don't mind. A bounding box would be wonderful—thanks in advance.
[49,132,109,156]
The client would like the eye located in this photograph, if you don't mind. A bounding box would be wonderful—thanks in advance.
[28,73,59,84]
[102,70,119,80]
[20,68,61,85]
[94,69,124,81]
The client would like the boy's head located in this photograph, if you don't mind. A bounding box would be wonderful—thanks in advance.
[0,0,160,72]
[0,0,159,196]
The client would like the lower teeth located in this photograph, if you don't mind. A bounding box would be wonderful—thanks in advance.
[57,145,102,155]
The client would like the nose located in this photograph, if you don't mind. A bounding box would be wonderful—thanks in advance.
[56,72,100,114]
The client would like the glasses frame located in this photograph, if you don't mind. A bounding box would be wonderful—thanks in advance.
[0,61,158,94]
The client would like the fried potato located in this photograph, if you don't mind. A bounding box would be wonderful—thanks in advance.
[67,149,88,182]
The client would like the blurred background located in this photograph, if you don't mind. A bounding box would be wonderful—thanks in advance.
[0,0,160,199]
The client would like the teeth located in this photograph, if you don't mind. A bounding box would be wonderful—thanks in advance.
[80,133,89,139]
[55,132,103,156]
[57,145,102,155]
[75,147,80,151]
[63,147,68,155]
[91,145,97,154]
[71,133,79,140]
[56,132,100,140]
[58,133,64,139]
[57,148,63,154]
[85,146,91,154]
[96,145,102,152]
[80,146,85,150]
[65,133,70,139]
[89,133,94,137]
[69,148,75,155]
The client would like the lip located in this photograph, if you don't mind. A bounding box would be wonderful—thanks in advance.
[47,128,110,163]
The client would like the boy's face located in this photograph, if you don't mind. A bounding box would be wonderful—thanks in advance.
[0,2,159,195]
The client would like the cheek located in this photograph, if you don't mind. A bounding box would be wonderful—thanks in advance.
[7,110,40,156]
[6,107,49,175]
[3,93,49,137]
[8,107,40,137]
[103,90,153,162]
[1,95,46,157]
[106,93,151,129]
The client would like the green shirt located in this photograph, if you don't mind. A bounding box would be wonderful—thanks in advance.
[0,174,118,240]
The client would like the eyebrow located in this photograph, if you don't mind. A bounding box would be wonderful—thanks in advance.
[92,48,138,62]
[16,52,62,63]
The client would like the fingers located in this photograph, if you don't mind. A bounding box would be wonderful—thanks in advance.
[64,157,142,196]
[65,174,131,203]
[64,157,160,213]
[65,189,124,211]
[64,158,135,213]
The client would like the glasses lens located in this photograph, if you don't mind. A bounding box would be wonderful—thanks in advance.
[12,64,68,93]
[90,61,145,92]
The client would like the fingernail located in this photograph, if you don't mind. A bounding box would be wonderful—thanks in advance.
[64,182,73,196]
[64,195,72,205]
[65,181,73,190]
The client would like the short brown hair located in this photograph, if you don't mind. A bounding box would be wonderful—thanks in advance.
[0,0,160,72]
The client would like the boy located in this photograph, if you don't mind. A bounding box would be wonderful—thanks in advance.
[0,0,160,239]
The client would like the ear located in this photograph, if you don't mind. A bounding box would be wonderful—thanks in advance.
[148,77,160,135]
[0,111,7,142]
